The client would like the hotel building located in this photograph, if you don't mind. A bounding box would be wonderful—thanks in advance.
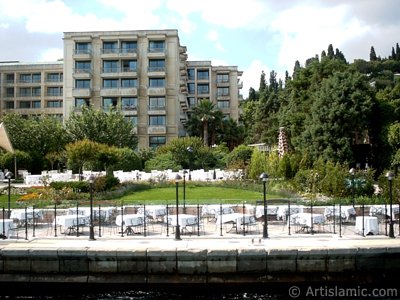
[0,29,243,149]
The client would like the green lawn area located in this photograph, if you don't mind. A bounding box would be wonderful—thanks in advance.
[117,185,279,205]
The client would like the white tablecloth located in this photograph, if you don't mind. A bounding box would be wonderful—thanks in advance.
[137,205,167,220]
[201,205,235,218]
[355,216,378,235]
[115,214,143,227]
[67,206,116,221]
[0,219,14,238]
[277,205,304,221]
[216,213,254,226]
[255,206,279,218]
[370,205,399,218]
[289,213,325,228]
[324,205,356,221]
[10,208,43,221]
[53,214,88,229]
[165,214,198,227]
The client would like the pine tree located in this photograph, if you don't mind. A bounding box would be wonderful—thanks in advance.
[327,44,335,58]
[369,46,377,61]
[396,43,400,60]
[259,71,267,92]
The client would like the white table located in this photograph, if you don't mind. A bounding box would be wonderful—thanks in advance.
[201,205,235,220]
[0,219,14,238]
[277,205,304,221]
[255,206,279,218]
[324,205,356,221]
[289,213,325,232]
[68,206,116,221]
[355,216,378,235]
[53,214,88,235]
[165,214,199,234]
[115,214,143,235]
[137,205,167,221]
[216,213,255,233]
[370,205,399,219]
[10,208,43,222]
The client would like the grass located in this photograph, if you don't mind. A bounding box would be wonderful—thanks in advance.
[116,184,280,205]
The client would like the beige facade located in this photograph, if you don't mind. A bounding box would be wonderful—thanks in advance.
[0,30,242,149]
[0,61,64,119]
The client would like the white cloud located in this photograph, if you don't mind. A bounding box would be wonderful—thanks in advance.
[241,59,270,98]
[206,30,225,52]
[270,4,371,71]
[39,48,63,61]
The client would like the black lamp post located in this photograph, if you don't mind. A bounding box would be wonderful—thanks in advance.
[175,174,182,240]
[259,172,269,239]
[187,146,193,180]
[183,170,187,213]
[386,171,395,238]
[5,171,13,219]
[88,174,95,240]
[349,168,355,208]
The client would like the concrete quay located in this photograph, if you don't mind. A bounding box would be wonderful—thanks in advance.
[1,231,400,290]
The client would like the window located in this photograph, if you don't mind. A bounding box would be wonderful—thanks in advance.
[217,100,230,108]
[102,97,118,109]
[75,42,91,54]
[124,115,137,126]
[121,78,137,88]
[5,101,14,109]
[121,41,137,53]
[187,83,195,94]
[121,97,137,110]
[75,79,90,89]
[149,59,165,72]
[122,60,137,72]
[149,97,165,110]
[19,101,31,108]
[103,79,118,88]
[32,73,41,83]
[149,40,165,52]
[102,41,118,53]
[217,87,229,96]
[187,68,195,80]
[149,78,165,88]
[19,87,31,97]
[47,87,59,96]
[32,87,41,96]
[103,60,118,73]
[47,100,62,108]
[47,73,61,82]
[32,101,41,108]
[149,136,166,149]
[188,97,197,108]
[75,61,91,73]
[217,73,229,83]
[197,69,209,80]
[75,98,89,107]
[6,87,14,97]
[197,83,209,94]
[149,115,166,126]
[20,74,31,83]
[6,74,14,83]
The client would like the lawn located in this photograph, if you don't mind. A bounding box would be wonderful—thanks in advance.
[117,185,279,205]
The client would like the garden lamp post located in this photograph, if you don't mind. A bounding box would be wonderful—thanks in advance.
[187,146,193,180]
[183,170,187,213]
[386,171,395,238]
[175,174,182,240]
[349,168,355,208]
[259,172,269,239]
[5,171,13,218]
[88,174,95,240]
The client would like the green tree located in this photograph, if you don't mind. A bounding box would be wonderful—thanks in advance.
[247,149,267,180]
[65,139,99,178]
[226,145,253,170]
[65,105,137,149]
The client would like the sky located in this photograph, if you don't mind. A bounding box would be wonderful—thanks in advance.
[1,0,400,98]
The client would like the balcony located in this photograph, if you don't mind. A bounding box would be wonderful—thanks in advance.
[100,88,137,97]
[72,88,92,97]
[101,48,137,58]
[73,49,92,59]
[148,87,166,95]
[73,68,92,78]
[148,106,166,114]
[147,125,167,134]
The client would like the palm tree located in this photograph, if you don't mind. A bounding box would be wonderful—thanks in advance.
[191,100,219,146]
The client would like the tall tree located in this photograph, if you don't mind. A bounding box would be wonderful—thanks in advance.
[65,105,137,149]
[188,100,220,146]
[370,46,378,61]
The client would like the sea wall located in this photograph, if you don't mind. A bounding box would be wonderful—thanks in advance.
[1,246,399,286]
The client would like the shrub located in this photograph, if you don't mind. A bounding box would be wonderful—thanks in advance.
[50,181,90,193]
[93,175,120,192]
